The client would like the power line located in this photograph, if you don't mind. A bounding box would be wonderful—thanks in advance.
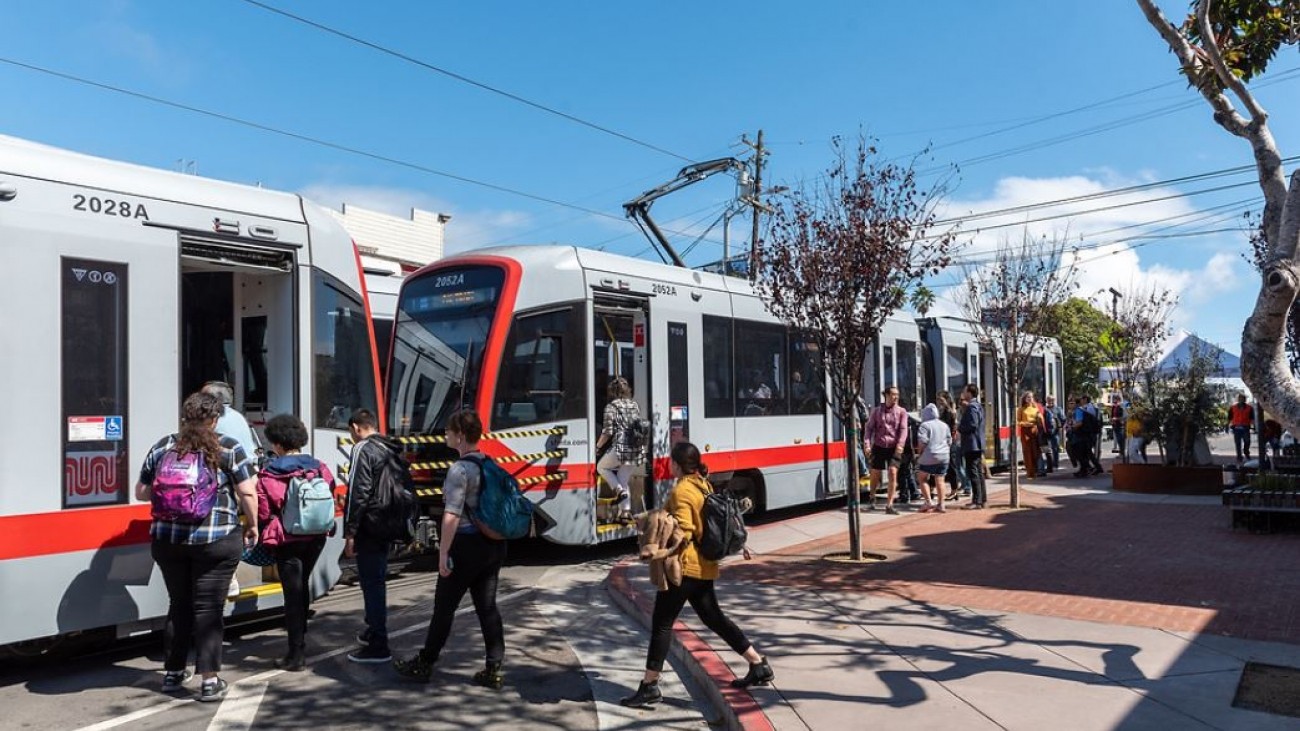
[236,0,694,163]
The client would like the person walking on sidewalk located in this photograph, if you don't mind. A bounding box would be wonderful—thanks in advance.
[864,386,909,515]
[620,442,774,708]
[958,383,987,509]
[1043,395,1064,474]
[344,409,407,664]
[915,403,950,513]
[394,410,508,688]
[254,413,334,672]
[1227,394,1254,463]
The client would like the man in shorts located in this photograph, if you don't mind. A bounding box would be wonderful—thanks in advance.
[864,386,909,515]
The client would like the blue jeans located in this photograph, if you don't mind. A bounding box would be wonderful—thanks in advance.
[1232,426,1252,461]
[355,546,389,650]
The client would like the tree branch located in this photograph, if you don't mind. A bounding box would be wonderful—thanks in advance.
[1197,0,1269,123]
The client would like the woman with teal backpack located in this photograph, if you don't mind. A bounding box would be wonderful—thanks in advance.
[255,413,335,671]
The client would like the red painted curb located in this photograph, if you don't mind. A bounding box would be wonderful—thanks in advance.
[609,562,776,731]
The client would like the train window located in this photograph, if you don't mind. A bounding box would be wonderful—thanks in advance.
[312,271,379,429]
[789,331,824,414]
[492,305,587,429]
[882,345,895,397]
[735,320,786,417]
[702,316,734,418]
[946,346,967,394]
[1024,355,1047,401]
[62,257,129,508]
[896,340,918,411]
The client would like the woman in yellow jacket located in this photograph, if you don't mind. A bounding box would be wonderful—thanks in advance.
[1017,392,1045,479]
[620,442,774,708]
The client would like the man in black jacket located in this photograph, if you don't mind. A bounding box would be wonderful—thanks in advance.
[344,409,404,664]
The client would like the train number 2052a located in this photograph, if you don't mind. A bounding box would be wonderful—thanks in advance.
[72,194,151,220]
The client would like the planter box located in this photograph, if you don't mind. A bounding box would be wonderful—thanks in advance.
[1110,462,1224,495]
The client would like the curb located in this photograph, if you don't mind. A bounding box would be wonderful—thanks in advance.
[607,561,775,731]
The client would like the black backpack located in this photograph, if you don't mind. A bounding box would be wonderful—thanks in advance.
[363,452,417,543]
[1081,408,1101,437]
[622,417,650,456]
[698,485,748,561]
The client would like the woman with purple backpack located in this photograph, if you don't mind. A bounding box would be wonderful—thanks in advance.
[255,414,336,671]
[135,392,258,702]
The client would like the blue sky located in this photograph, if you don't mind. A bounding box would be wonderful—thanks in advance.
[3,0,1296,353]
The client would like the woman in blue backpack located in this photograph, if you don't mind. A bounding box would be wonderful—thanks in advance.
[135,392,258,702]
[255,414,335,671]
[620,441,773,708]
[394,409,507,687]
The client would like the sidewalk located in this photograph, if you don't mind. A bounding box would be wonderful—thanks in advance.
[608,464,1300,730]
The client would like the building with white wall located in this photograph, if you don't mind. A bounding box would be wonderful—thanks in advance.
[327,203,450,274]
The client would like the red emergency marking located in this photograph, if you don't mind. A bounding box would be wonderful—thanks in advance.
[633,323,645,347]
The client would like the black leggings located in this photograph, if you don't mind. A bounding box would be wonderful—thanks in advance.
[421,532,507,665]
[274,538,326,655]
[152,530,242,674]
[646,576,752,672]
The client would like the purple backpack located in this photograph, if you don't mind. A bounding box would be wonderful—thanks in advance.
[150,450,220,523]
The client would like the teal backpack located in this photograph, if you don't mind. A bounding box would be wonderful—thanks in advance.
[283,470,336,536]
[463,454,534,540]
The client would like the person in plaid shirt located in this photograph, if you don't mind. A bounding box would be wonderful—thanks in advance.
[135,392,258,702]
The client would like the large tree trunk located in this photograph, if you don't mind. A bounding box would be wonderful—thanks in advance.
[1243,174,1300,435]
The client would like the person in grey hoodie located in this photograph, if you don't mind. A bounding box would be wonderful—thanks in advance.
[915,403,950,513]
[958,384,987,509]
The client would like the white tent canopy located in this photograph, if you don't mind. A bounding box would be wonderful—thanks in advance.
[1097,331,1248,399]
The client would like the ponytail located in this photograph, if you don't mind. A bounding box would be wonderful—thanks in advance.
[670,441,708,478]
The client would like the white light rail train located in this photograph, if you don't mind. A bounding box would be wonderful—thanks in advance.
[384,246,1064,546]
[0,135,383,653]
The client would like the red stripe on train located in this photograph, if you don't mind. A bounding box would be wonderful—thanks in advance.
[0,504,152,561]
[0,441,849,560]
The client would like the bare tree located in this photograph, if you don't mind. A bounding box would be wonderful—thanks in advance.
[1138,0,1300,435]
[960,230,1080,508]
[1099,283,1179,462]
[755,135,956,561]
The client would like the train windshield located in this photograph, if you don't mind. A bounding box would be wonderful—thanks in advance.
[387,266,504,435]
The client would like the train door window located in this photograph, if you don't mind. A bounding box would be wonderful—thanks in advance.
[947,346,967,394]
[1024,355,1046,401]
[62,257,129,508]
[789,331,824,414]
[668,322,690,443]
[970,354,979,388]
[494,304,587,428]
[896,340,918,411]
[181,272,235,396]
[593,307,637,421]
[882,345,895,399]
[735,320,786,417]
[313,271,379,429]
[702,315,734,417]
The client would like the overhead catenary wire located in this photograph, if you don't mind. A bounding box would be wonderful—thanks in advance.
[236,0,695,163]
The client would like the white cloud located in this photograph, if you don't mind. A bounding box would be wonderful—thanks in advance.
[930,172,1251,339]
[298,182,533,255]
[86,3,191,84]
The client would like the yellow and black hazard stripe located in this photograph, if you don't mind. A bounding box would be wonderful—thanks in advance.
[338,426,568,449]
[518,471,567,487]
[414,487,443,498]
[409,450,567,472]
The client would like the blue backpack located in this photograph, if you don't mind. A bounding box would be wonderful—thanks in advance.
[282,470,336,536]
[463,455,534,540]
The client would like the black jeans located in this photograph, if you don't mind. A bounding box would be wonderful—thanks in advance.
[646,576,752,672]
[421,532,507,665]
[152,530,242,674]
[964,450,986,506]
[274,538,326,656]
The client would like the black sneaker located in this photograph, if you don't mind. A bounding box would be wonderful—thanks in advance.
[198,678,228,703]
[472,662,504,690]
[731,657,775,688]
[393,654,433,682]
[619,681,661,708]
[161,669,192,693]
[274,654,306,672]
[356,628,373,646]
[347,645,392,664]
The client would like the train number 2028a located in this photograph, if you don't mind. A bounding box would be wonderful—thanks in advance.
[72,194,150,220]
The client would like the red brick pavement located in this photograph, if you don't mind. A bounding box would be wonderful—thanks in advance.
[729,489,1300,644]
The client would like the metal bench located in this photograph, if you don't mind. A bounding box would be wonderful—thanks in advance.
[1223,486,1300,533]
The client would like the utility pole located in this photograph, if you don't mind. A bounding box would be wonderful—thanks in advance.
[743,130,765,280]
